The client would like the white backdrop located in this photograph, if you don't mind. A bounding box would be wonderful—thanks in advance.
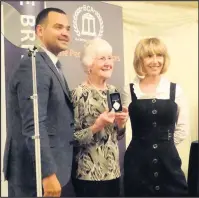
[106,1,198,178]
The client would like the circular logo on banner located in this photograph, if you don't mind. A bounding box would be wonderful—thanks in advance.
[73,5,104,42]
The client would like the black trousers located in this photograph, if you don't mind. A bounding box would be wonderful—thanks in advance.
[72,177,120,197]
[8,179,75,197]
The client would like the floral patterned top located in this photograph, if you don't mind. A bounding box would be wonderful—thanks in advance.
[70,83,125,181]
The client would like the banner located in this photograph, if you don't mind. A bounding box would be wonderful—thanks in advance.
[1,1,124,196]
[46,1,125,168]
[3,1,44,93]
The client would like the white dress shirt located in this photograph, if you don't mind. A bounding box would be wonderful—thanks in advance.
[121,75,189,145]
[41,46,59,71]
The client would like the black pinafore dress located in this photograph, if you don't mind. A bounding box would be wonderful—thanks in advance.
[123,83,188,197]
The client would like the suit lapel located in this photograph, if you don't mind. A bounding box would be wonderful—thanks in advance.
[38,51,71,102]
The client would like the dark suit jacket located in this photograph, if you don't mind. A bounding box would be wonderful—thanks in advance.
[3,50,74,188]
[188,141,199,196]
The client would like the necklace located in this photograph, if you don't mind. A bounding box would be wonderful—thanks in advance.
[86,79,107,99]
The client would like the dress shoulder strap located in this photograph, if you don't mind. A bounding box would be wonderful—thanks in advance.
[170,82,176,101]
[129,83,137,101]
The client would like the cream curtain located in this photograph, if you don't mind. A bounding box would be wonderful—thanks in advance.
[105,1,198,177]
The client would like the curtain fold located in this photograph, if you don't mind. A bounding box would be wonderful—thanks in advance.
[105,1,198,178]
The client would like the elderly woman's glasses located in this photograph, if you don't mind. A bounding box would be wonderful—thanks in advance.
[96,56,113,62]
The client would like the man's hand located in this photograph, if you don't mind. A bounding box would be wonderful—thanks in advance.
[42,173,62,197]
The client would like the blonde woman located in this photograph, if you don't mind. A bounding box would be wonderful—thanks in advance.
[122,38,188,196]
[70,38,128,197]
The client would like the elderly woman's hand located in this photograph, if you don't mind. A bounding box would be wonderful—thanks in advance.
[90,109,115,134]
[114,106,129,129]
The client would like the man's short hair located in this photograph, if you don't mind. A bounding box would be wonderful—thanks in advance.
[35,7,66,30]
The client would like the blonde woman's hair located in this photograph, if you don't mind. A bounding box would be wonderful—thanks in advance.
[133,37,170,76]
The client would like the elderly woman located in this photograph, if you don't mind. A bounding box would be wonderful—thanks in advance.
[70,38,128,197]
[121,37,189,197]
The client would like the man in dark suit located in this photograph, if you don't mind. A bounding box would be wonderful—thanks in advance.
[3,8,74,197]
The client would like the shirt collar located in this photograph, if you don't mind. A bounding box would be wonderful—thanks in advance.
[40,46,58,66]
[133,75,169,95]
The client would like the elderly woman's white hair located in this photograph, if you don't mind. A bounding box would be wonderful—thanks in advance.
[80,37,113,74]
